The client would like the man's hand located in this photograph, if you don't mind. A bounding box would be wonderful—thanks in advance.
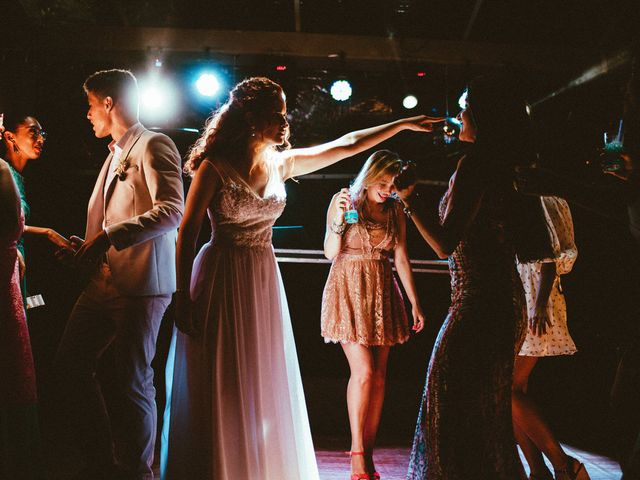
[74,230,111,266]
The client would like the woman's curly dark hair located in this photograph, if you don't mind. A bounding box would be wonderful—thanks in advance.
[184,77,290,175]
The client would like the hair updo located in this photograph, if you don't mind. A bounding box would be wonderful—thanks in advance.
[185,77,290,174]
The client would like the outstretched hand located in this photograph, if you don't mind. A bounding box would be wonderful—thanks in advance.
[47,229,72,249]
[28,225,73,249]
[403,115,446,133]
[54,235,84,266]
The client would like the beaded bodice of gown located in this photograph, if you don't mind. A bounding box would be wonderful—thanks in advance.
[207,159,286,249]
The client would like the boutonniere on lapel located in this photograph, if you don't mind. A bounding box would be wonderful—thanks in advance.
[114,157,129,181]
[114,158,138,181]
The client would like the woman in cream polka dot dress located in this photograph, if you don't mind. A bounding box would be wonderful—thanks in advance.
[512,196,590,480]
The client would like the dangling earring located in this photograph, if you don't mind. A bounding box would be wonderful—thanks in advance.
[250,126,256,137]
[11,140,20,153]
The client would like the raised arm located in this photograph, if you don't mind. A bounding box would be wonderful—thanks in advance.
[398,156,485,259]
[175,160,221,335]
[392,202,425,333]
[323,188,350,260]
[282,115,443,179]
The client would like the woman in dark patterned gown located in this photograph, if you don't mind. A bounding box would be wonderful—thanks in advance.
[398,76,545,480]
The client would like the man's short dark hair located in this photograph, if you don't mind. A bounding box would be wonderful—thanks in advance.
[83,69,139,117]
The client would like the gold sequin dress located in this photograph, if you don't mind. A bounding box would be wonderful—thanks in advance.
[321,201,410,346]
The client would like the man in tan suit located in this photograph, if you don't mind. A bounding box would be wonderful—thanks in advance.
[53,69,183,480]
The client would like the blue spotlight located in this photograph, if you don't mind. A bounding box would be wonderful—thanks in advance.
[330,80,352,101]
[196,73,221,97]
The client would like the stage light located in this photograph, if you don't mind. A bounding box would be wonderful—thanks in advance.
[154,58,162,68]
[138,77,179,122]
[330,80,352,101]
[196,73,221,97]
[403,95,418,109]
[417,71,426,77]
[276,65,287,71]
[458,90,468,109]
[141,85,164,111]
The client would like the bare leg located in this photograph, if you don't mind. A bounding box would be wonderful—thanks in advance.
[342,343,374,476]
[362,346,391,474]
[512,355,569,471]
[515,423,550,477]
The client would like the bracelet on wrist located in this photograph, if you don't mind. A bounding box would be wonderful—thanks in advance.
[403,205,414,218]
[330,220,346,235]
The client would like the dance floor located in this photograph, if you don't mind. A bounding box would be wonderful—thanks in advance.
[146,441,621,479]
[315,444,622,480]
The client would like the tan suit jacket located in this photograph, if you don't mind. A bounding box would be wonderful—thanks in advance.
[85,123,184,296]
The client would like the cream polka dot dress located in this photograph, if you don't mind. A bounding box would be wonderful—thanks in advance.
[518,196,578,357]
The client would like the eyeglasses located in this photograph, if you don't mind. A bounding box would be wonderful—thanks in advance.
[23,125,47,141]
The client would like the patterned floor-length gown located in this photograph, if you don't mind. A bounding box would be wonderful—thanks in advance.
[407,180,527,480]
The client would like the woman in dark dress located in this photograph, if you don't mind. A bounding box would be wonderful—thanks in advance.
[399,76,549,480]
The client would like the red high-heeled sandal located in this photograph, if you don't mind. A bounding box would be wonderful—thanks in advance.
[346,451,371,480]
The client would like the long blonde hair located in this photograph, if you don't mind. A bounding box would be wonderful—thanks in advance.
[349,150,403,213]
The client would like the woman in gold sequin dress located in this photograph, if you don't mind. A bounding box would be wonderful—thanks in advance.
[321,150,425,480]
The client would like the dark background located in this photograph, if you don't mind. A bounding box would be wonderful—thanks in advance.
[2,0,640,464]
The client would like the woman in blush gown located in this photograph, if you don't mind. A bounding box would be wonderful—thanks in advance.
[161,77,442,480]
[398,76,550,480]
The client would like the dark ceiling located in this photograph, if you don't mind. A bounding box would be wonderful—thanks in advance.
[5,0,638,50]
